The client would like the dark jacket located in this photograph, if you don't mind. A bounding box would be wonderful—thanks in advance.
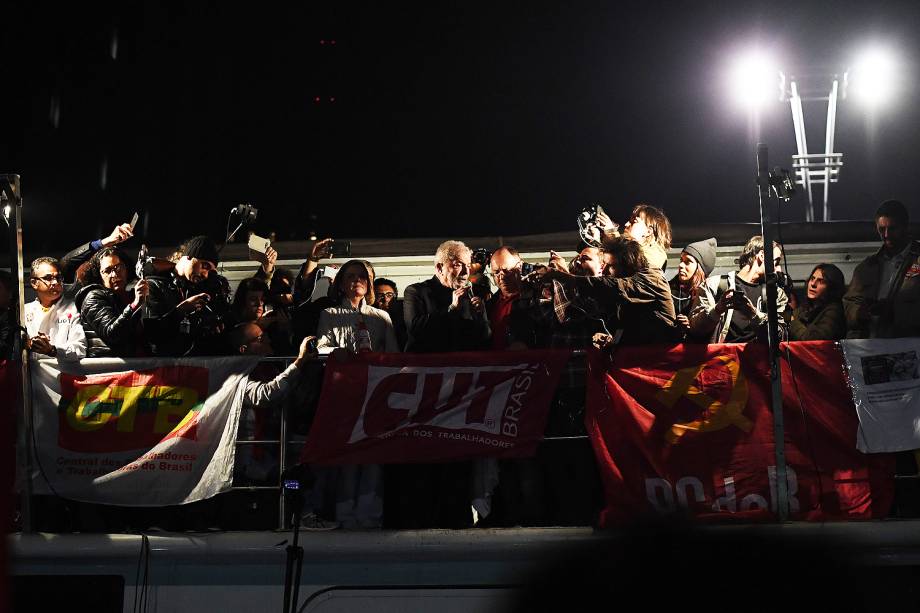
[843,240,920,339]
[75,284,145,357]
[789,300,845,341]
[0,307,16,360]
[403,276,491,352]
[570,267,677,345]
[143,270,231,356]
[485,288,544,349]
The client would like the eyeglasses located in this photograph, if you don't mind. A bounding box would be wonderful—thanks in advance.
[101,263,125,276]
[32,274,62,285]
[377,292,396,299]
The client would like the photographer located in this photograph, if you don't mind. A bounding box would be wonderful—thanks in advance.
[690,235,788,344]
[843,200,920,339]
[536,236,675,346]
[143,235,231,356]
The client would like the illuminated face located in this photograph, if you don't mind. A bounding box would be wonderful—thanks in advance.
[489,249,522,297]
[241,290,265,321]
[624,213,651,243]
[755,246,783,277]
[340,263,369,302]
[806,268,828,302]
[177,256,216,284]
[600,251,617,277]
[436,252,471,290]
[877,215,908,252]
[678,252,699,284]
[99,255,128,293]
[30,262,63,305]
[239,323,273,356]
[572,247,602,277]
[374,283,397,310]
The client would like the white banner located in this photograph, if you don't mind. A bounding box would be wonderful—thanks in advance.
[30,356,259,506]
[841,338,920,453]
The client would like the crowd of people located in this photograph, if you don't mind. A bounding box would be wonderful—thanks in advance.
[2,197,919,531]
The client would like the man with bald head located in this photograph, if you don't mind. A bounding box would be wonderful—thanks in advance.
[486,246,544,350]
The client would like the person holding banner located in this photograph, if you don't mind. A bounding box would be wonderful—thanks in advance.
[24,257,86,361]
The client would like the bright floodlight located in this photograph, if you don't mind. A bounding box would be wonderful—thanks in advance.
[728,50,782,108]
[850,47,899,108]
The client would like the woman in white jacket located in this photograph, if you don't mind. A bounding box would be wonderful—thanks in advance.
[315,259,398,528]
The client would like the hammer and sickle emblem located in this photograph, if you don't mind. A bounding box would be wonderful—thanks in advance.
[655,355,752,444]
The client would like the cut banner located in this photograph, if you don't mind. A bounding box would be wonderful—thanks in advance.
[301,350,572,465]
[30,356,259,506]
[841,338,920,453]
[586,342,895,525]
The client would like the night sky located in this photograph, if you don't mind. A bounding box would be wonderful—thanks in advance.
[2,1,919,256]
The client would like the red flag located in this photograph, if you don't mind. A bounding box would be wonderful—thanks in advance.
[586,342,895,525]
[301,350,571,464]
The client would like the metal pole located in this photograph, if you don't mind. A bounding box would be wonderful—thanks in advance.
[789,82,814,221]
[823,79,839,221]
[755,145,790,522]
[3,175,34,531]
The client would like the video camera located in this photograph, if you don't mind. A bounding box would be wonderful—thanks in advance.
[577,202,616,248]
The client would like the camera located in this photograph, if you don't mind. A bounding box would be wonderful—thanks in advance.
[577,202,616,248]
[471,248,492,268]
[520,262,537,277]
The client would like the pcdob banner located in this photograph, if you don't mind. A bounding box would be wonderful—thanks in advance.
[30,356,258,506]
[587,342,895,525]
[302,350,572,464]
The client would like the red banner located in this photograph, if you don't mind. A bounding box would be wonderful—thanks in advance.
[301,350,572,464]
[587,342,895,525]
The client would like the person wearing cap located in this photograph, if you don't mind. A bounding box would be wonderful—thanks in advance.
[143,235,231,356]
[789,264,847,341]
[669,238,717,343]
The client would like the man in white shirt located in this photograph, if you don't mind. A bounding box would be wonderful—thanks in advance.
[24,257,86,361]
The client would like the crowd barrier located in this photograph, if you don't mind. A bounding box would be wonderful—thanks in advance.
[6,338,919,532]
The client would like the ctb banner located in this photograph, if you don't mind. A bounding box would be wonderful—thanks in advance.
[30,356,258,506]
[586,342,895,525]
[302,350,572,464]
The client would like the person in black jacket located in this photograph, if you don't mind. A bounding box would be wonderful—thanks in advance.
[75,248,149,357]
[789,263,846,341]
[389,240,490,529]
[403,240,491,353]
[143,235,230,356]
